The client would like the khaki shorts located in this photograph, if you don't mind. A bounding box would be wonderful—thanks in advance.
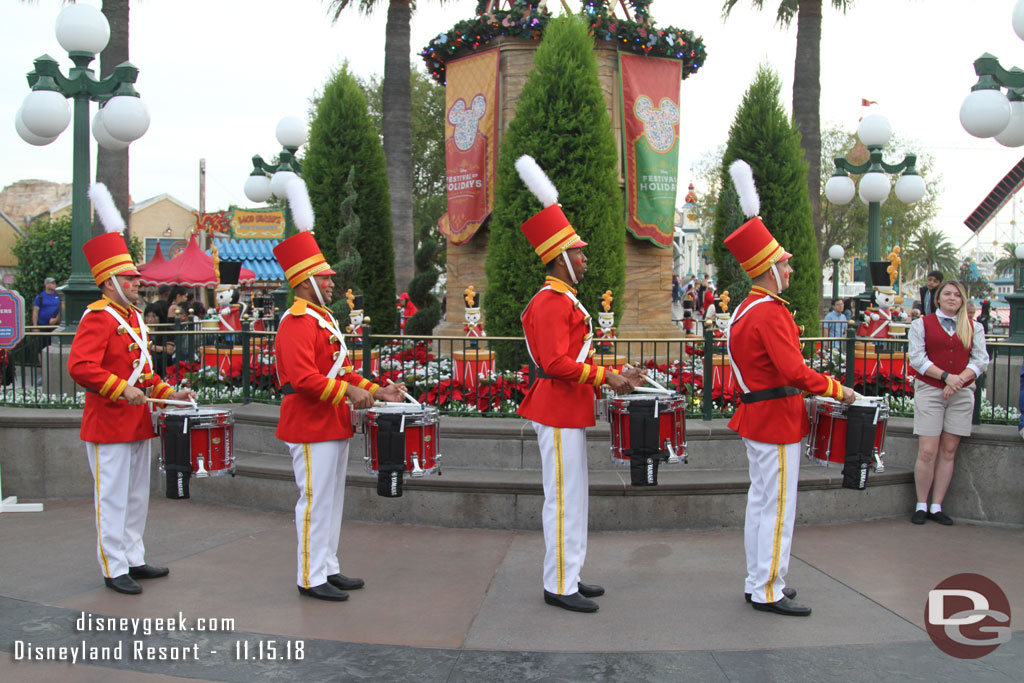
[913,380,975,437]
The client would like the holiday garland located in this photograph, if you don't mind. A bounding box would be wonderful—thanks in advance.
[423,0,707,85]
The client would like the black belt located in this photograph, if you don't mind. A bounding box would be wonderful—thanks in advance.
[739,386,802,404]
[280,383,296,395]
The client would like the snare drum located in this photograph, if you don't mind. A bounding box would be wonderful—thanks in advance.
[607,393,687,466]
[806,398,888,470]
[158,408,234,499]
[363,404,441,477]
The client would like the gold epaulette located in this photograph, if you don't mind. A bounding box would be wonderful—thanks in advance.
[288,299,308,316]
[87,299,108,311]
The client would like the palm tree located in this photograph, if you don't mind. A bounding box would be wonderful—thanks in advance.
[96,0,131,237]
[993,242,1020,278]
[905,228,959,278]
[326,0,418,294]
[722,1,851,266]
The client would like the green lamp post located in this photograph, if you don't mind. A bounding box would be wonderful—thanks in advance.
[242,116,308,316]
[15,4,149,329]
[824,114,926,289]
[958,1,1024,347]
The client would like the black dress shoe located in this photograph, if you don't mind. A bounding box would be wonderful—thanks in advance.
[327,573,364,590]
[544,590,599,613]
[298,583,349,601]
[578,582,604,598]
[104,574,142,595]
[751,596,811,616]
[928,510,954,525]
[745,587,796,603]
[911,509,927,525]
[129,564,169,580]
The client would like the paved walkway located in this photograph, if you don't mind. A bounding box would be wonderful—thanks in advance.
[1,498,1022,682]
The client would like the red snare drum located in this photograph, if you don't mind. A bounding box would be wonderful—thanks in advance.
[806,398,888,471]
[159,408,235,477]
[607,393,687,466]
[363,405,441,477]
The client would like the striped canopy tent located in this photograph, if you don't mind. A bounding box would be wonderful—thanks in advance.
[138,242,167,273]
[138,235,255,287]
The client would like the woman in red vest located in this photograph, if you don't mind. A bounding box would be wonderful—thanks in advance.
[907,280,989,526]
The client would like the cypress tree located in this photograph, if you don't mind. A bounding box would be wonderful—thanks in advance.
[484,16,625,349]
[303,65,396,332]
[713,66,819,336]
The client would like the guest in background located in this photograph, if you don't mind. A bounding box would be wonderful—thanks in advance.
[143,303,175,376]
[918,270,943,316]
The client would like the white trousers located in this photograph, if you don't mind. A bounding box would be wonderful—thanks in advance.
[743,438,801,604]
[286,439,349,588]
[85,440,151,578]
[533,423,588,595]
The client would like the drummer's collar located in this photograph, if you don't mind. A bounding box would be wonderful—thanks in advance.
[750,286,789,306]
[545,275,577,295]
[101,295,134,319]
[296,296,334,319]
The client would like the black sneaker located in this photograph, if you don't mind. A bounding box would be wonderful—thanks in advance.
[911,510,927,525]
[928,510,954,525]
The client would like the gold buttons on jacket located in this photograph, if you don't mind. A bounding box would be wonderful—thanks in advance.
[132,359,141,368]
[128,342,139,351]
[117,326,126,335]
[319,319,328,329]
[332,351,340,361]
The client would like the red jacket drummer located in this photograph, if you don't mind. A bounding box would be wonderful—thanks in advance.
[272,177,404,602]
[67,184,195,595]
[514,156,642,614]
[724,161,854,617]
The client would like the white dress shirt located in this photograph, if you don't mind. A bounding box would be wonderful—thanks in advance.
[908,311,989,378]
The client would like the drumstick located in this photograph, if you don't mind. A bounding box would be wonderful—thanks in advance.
[623,363,670,393]
[634,386,673,394]
[146,397,199,408]
[386,378,420,405]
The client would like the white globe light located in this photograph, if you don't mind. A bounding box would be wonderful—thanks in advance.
[1016,243,1024,260]
[960,89,1011,138]
[824,175,856,205]
[244,174,272,203]
[269,170,298,199]
[92,109,129,150]
[21,89,71,138]
[858,172,891,204]
[14,107,57,146]
[996,100,1024,147]
[828,244,845,261]
[55,3,110,55]
[894,174,926,204]
[276,116,308,148]
[1013,0,1024,41]
[857,114,893,147]
[100,96,150,142]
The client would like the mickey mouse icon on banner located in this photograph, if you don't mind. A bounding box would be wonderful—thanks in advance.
[595,290,616,353]
[464,286,485,348]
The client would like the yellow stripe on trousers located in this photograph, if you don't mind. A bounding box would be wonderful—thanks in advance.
[301,443,313,588]
[92,443,111,578]
[767,444,786,603]
[554,427,565,595]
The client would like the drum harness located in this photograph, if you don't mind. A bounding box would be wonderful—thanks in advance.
[81,304,154,389]
[726,295,801,404]
[522,285,593,380]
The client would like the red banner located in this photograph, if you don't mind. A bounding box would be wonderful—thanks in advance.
[438,49,499,245]
[620,53,682,247]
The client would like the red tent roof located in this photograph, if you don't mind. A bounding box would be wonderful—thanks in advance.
[136,235,253,287]
[138,242,167,273]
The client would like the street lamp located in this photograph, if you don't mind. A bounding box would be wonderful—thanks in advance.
[15,4,149,327]
[1006,243,1024,344]
[828,244,845,302]
[824,114,926,287]
[243,116,308,314]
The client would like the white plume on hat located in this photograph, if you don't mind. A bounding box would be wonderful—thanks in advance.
[515,155,558,208]
[285,177,315,232]
[88,183,126,234]
[728,159,760,219]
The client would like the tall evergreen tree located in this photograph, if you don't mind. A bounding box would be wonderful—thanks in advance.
[332,165,362,298]
[713,65,819,335]
[484,16,625,346]
[303,66,396,332]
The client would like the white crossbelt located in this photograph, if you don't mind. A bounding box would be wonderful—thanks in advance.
[279,306,350,380]
[726,295,772,395]
[521,285,594,368]
[83,305,153,386]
